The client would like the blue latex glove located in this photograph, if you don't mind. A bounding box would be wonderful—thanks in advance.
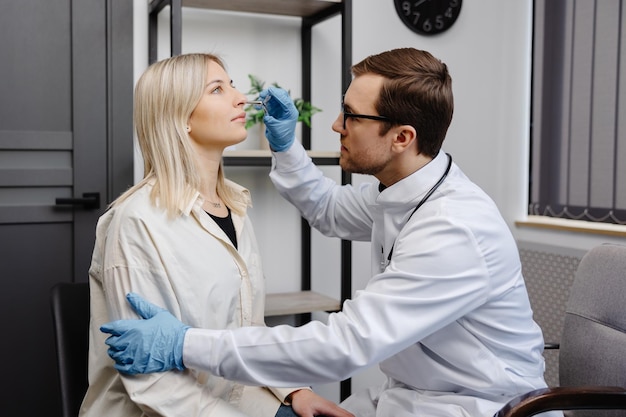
[100,293,190,375]
[258,86,298,151]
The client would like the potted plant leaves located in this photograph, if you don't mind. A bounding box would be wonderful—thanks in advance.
[244,74,321,149]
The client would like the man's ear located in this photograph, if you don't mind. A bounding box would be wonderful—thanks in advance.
[391,125,417,153]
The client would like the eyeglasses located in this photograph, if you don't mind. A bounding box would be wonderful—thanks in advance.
[341,96,392,130]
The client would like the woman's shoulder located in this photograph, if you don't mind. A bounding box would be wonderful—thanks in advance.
[114,183,153,210]
[101,183,162,227]
[224,178,252,207]
[224,178,249,196]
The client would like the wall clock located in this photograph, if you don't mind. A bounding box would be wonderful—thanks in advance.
[394,0,462,36]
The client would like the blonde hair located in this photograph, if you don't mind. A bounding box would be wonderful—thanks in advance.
[112,53,242,217]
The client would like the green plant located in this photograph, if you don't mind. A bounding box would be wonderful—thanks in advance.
[244,74,322,129]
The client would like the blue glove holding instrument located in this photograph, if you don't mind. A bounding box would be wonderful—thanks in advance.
[100,292,190,375]
[258,86,298,151]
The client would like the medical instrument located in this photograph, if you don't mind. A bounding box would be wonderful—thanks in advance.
[246,95,271,114]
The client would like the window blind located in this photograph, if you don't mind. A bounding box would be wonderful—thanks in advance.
[530,0,626,224]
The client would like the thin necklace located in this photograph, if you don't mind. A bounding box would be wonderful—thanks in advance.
[202,194,222,208]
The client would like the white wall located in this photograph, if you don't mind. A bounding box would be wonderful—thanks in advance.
[346,0,538,397]
[132,0,626,404]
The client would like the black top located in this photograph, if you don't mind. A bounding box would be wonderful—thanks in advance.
[207,208,237,249]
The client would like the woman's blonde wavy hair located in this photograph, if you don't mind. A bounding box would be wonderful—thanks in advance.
[112,53,242,218]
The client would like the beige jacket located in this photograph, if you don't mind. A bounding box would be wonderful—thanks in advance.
[80,180,302,417]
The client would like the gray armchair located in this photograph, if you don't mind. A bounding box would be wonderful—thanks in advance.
[496,243,626,417]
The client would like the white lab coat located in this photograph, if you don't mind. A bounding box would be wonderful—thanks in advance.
[81,180,302,417]
[184,143,551,417]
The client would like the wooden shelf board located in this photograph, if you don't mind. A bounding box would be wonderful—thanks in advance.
[223,150,340,166]
[265,290,341,316]
[182,0,342,18]
[224,149,339,158]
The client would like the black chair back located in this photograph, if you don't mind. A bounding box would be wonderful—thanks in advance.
[51,282,90,417]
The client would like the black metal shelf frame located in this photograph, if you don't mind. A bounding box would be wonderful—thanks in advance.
[147,0,353,400]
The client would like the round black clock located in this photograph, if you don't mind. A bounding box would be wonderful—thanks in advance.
[394,0,462,36]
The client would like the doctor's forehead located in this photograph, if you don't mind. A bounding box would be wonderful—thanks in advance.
[344,75,384,109]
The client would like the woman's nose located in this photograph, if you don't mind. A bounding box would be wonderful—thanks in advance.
[235,91,247,106]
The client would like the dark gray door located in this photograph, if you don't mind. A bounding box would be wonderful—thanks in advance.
[0,1,133,416]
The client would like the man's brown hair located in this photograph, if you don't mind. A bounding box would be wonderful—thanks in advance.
[352,48,453,158]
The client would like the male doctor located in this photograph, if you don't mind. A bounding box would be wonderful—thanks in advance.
[102,48,552,417]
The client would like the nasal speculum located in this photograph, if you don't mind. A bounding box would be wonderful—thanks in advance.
[246,95,270,114]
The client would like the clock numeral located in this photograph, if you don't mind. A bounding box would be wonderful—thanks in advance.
[402,1,411,15]
[435,15,444,29]
[412,11,421,25]
[422,18,432,32]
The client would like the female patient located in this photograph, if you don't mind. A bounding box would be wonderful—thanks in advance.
[79,53,352,417]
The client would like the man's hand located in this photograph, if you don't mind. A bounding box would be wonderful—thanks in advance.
[290,389,355,417]
[100,293,190,374]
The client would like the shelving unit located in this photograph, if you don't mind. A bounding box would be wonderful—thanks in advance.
[265,290,341,317]
[148,0,353,399]
[222,150,340,167]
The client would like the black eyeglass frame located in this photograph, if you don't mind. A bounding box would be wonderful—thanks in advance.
[341,96,393,130]
[342,111,393,130]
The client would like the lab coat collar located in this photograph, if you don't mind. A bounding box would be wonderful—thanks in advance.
[377,150,451,207]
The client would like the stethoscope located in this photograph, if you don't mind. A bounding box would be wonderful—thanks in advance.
[381,153,453,271]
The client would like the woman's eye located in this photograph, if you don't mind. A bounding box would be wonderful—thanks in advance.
[211,86,223,94]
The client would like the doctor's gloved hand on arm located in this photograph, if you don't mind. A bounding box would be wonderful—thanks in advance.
[100,292,190,374]
[259,87,298,151]
[102,294,356,417]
